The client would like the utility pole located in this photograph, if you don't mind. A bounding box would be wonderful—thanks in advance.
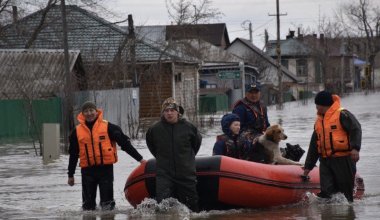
[61,0,72,150]
[241,20,253,43]
[249,22,252,43]
[128,14,137,87]
[269,0,287,110]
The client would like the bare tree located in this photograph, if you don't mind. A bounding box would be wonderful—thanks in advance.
[166,0,223,25]
[337,0,380,89]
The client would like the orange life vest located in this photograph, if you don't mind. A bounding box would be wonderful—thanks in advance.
[76,110,118,168]
[314,95,350,157]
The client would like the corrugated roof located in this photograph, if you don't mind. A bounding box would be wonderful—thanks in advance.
[0,49,82,99]
[0,5,195,64]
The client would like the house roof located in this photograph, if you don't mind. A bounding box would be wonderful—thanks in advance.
[165,23,230,47]
[0,49,82,99]
[229,38,298,82]
[0,5,196,64]
[266,38,313,57]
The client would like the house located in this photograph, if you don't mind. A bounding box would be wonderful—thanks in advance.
[0,5,201,127]
[166,23,230,49]
[134,24,246,114]
[0,5,130,89]
[0,49,85,99]
[0,49,85,138]
[199,61,260,109]
[266,31,324,97]
[227,38,299,103]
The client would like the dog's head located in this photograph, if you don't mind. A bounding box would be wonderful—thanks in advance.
[265,124,287,143]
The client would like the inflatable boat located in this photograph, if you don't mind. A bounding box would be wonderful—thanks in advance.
[124,156,364,210]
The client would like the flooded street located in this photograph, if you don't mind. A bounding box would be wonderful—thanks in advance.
[1,92,380,220]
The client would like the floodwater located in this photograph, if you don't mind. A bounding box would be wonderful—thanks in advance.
[1,92,380,220]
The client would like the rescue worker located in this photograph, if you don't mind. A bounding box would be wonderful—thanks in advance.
[232,81,270,140]
[146,97,202,212]
[303,91,362,202]
[67,101,145,210]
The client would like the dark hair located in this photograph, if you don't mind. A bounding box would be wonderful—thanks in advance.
[314,91,333,106]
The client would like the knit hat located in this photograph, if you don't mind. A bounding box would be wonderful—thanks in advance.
[81,101,97,112]
[161,97,180,113]
[314,91,333,106]
[221,113,240,135]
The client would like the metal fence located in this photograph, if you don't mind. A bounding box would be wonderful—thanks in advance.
[0,98,62,139]
[74,88,140,138]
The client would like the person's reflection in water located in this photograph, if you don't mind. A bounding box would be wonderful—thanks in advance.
[321,205,356,220]
[82,212,115,220]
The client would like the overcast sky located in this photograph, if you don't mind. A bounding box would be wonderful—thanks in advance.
[107,0,380,49]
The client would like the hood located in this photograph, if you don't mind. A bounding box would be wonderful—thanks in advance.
[221,113,240,137]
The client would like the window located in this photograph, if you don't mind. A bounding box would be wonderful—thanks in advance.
[206,84,217,88]
[281,59,288,69]
[175,73,182,82]
[296,59,308,76]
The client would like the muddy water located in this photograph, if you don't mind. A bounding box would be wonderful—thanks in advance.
[1,92,380,219]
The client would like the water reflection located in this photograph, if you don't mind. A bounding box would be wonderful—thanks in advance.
[320,205,355,220]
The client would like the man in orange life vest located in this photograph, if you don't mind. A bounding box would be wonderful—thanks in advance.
[303,91,362,202]
[67,101,145,210]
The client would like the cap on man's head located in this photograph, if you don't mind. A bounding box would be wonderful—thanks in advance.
[81,101,97,112]
[314,91,333,106]
[161,97,179,113]
[245,82,261,93]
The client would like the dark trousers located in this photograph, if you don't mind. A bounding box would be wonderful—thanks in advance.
[81,165,115,210]
[319,156,355,202]
[156,174,199,212]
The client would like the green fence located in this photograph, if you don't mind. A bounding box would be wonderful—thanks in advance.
[199,94,228,114]
[0,98,62,139]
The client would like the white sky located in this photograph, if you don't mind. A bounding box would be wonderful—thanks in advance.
[106,0,380,49]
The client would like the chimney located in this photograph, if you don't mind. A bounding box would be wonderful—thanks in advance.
[286,30,295,39]
[12,6,18,23]
[320,33,325,43]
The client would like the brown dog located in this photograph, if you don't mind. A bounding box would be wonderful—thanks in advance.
[258,124,302,165]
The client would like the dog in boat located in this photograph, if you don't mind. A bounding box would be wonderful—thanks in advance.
[258,124,302,166]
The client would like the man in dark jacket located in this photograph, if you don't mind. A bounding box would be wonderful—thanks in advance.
[232,82,270,138]
[67,101,145,210]
[303,91,362,202]
[146,97,202,212]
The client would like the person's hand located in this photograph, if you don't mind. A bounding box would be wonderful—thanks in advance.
[68,177,75,186]
[302,168,310,176]
[300,167,310,182]
[140,159,147,164]
[351,149,360,162]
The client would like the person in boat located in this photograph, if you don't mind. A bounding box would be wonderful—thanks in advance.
[213,113,271,163]
[213,113,246,158]
[146,97,202,212]
[67,101,145,210]
[232,81,270,141]
[302,91,362,202]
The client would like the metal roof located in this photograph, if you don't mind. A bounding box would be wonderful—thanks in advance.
[266,38,313,57]
[0,49,82,99]
[229,38,298,82]
[0,5,196,65]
